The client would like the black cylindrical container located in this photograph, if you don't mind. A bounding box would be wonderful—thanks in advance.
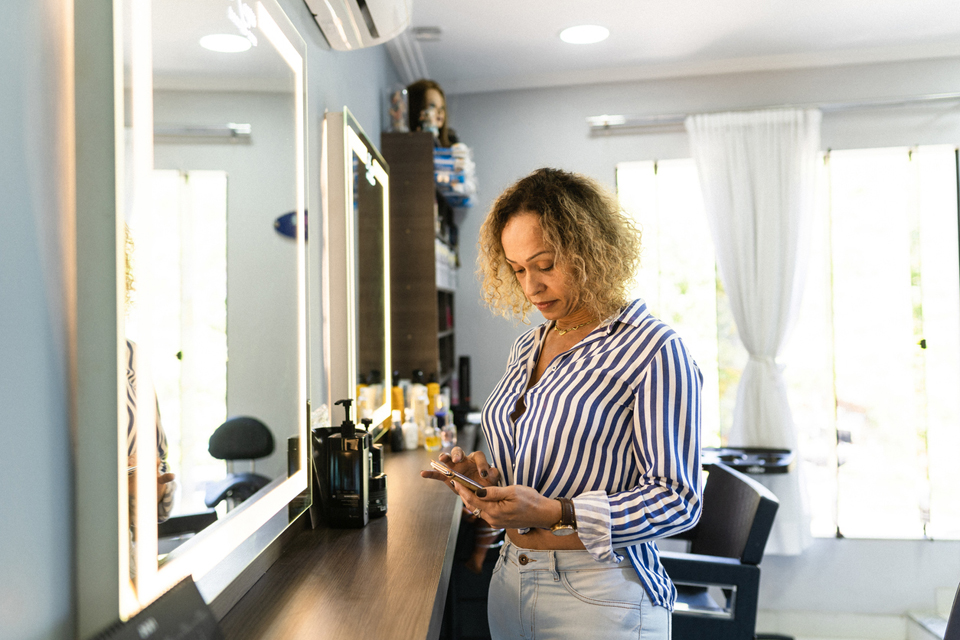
[369,444,387,518]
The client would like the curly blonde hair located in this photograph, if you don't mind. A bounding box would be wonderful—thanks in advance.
[124,224,135,312]
[477,168,641,323]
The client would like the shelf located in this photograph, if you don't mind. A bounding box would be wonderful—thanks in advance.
[383,131,460,388]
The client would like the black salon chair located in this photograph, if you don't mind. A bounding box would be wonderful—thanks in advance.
[945,581,960,640]
[204,416,275,510]
[661,462,780,640]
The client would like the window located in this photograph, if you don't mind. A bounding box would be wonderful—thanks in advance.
[617,146,960,539]
[127,170,229,516]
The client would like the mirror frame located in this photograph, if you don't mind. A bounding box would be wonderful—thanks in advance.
[75,0,309,633]
[321,108,392,433]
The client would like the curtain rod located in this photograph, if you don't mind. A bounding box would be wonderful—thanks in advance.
[587,91,960,135]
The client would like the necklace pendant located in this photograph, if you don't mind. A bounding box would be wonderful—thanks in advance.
[553,320,590,336]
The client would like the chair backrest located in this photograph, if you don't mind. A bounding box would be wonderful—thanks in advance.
[945,581,960,640]
[688,462,780,565]
[208,416,275,461]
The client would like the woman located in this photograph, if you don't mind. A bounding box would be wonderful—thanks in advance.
[422,168,703,639]
[124,226,176,526]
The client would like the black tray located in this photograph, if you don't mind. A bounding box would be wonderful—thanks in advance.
[701,447,795,474]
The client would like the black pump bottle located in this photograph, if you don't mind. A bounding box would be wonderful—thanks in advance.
[325,399,370,528]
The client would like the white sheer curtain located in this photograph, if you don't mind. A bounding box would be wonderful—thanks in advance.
[685,109,820,555]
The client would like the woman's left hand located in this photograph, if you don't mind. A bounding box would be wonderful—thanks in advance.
[157,460,175,504]
[454,483,561,531]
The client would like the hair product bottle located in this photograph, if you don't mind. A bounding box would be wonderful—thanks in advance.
[391,370,405,423]
[325,399,369,528]
[426,373,441,416]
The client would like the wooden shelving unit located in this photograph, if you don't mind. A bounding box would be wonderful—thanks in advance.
[382,131,458,385]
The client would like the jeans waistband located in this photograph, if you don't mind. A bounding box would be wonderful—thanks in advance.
[500,539,629,574]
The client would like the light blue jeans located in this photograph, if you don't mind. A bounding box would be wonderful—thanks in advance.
[487,539,671,639]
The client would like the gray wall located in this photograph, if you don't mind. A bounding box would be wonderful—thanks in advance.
[0,0,399,637]
[0,1,75,639]
[448,56,960,619]
[153,88,303,486]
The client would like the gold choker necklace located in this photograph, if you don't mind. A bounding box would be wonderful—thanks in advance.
[553,320,592,336]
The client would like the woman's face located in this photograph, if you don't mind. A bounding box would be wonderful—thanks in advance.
[501,211,578,322]
[423,87,446,129]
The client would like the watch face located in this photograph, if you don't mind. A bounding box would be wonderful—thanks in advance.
[551,525,575,536]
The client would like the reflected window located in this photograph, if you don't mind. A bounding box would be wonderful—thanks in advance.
[127,170,228,516]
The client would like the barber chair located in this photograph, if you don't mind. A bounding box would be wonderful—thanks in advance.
[945,582,960,640]
[661,462,779,640]
[204,416,275,510]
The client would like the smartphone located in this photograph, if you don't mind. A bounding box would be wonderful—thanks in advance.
[430,460,485,493]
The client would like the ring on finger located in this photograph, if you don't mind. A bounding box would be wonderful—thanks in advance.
[472,507,481,518]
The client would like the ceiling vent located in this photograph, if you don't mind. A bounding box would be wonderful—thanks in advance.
[412,26,441,42]
[303,0,412,51]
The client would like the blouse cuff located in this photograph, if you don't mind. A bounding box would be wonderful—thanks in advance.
[573,491,623,564]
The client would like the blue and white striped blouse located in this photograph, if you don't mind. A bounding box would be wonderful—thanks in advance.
[481,299,703,609]
[126,339,175,522]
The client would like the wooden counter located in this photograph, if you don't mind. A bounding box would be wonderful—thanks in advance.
[219,446,463,640]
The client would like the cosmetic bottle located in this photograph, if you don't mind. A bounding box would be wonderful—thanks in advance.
[389,409,405,452]
[410,369,427,410]
[426,373,441,416]
[423,416,441,452]
[435,394,456,450]
[365,370,384,420]
[410,370,429,446]
[325,399,369,528]
[402,414,420,450]
[412,387,429,447]
[390,370,405,423]
[397,371,411,413]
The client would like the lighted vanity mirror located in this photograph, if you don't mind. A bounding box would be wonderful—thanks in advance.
[322,109,392,440]
[119,0,308,613]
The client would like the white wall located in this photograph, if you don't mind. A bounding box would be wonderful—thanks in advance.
[0,0,399,636]
[448,56,960,621]
[153,88,303,483]
[0,1,75,639]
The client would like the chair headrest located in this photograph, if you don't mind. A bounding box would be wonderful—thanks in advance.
[692,462,780,565]
[208,416,275,461]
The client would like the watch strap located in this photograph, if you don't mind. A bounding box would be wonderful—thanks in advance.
[556,497,576,529]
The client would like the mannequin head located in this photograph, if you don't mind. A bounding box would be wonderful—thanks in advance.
[407,79,452,147]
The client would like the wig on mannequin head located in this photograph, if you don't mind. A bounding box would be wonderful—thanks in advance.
[407,79,452,147]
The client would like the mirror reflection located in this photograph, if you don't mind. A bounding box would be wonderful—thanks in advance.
[122,0,306,585]
[350,118,391,433]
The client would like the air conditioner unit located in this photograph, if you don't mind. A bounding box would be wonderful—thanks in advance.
[303,0,411,51]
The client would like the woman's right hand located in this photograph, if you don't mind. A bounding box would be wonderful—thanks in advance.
[420,447,500,494]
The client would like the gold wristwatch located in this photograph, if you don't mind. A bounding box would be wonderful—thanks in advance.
[550,497,577,536]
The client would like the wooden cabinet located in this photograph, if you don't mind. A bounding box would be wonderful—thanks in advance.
[382,131,458,385]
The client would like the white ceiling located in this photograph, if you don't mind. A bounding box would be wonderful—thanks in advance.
[149,0,299,91]
[405,0,960,94]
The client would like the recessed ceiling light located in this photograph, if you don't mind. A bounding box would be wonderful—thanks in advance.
[559,25,609,45]
[200,34,252,53]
